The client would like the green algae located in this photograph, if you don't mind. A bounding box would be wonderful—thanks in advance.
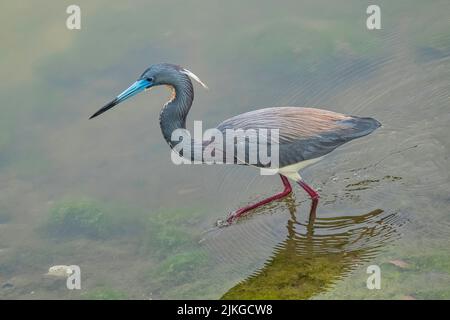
[45,198,146,239]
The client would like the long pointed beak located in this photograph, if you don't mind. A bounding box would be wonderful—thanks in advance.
[89,79,152,119]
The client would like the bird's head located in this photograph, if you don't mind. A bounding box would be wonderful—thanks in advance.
[90,63,207,119]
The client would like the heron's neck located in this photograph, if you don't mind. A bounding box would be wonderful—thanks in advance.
[159,79,194,147]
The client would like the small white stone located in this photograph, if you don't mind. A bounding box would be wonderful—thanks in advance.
[46,265,73,278]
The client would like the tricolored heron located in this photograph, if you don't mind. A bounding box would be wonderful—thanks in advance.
[90,63,380,223]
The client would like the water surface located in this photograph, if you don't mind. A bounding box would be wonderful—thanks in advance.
[1,0,449,299]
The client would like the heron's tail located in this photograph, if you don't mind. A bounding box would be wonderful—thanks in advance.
[341,116,381,139]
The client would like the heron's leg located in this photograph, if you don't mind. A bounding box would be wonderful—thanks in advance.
[298,179,319,200]
[227,174,292,223]
[298,179,319,221]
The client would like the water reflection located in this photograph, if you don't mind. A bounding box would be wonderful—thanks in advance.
[1,0,449,299]
[221,200,402,299]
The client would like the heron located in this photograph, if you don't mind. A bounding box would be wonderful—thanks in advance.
[90,63,381,224]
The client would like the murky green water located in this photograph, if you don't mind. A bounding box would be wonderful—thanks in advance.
[1,0,449,299]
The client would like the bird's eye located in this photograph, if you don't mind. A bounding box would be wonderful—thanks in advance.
[146,77,154,83]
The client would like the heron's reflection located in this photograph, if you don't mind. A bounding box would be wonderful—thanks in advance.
[221,199,402,299]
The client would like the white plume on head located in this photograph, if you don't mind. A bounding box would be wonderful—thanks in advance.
[180,68,209,89]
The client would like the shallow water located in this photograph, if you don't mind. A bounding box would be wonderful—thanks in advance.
[1,0,449,299]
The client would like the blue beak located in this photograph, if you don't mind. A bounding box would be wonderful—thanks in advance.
[90,79,152,119]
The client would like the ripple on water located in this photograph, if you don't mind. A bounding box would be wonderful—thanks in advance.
[200,205,405,299]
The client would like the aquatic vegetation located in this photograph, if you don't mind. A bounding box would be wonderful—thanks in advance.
[137,208,222,298]
[149,250,208,285]
[141,208,204,256]
[0,245,54,278]
[407,253,450,274]
[45,198,145,239]
[143,248,220,300]
[144,223,193,254]
[46,199,109,238]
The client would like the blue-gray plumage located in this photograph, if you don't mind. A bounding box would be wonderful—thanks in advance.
[90,63,381,223]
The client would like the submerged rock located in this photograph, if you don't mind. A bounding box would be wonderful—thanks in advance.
[1,282,14,289]
[388,259,410,269]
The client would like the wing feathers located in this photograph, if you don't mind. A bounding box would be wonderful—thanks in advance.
[216,107,380,165]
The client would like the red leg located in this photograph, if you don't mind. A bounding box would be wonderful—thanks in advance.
[298,179,319,221]
[298,180,319,200]
[227,174,292,223]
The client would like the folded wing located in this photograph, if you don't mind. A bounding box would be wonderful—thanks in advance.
[216,107,380,167]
